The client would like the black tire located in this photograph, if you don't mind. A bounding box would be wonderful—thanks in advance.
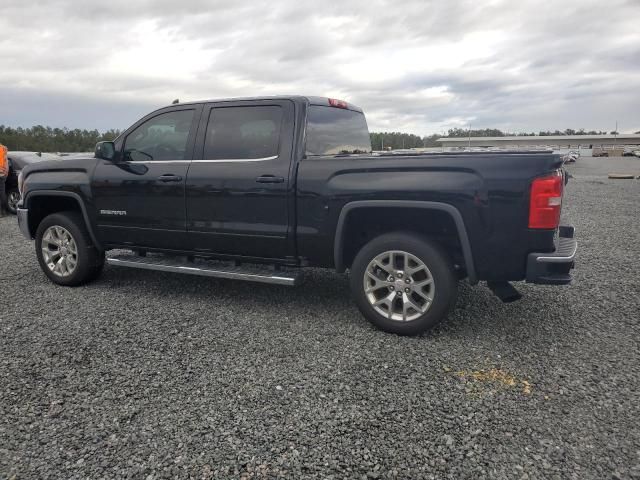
[87,252,106,282]
[6,187,20,215]
[35,211,105,286]
[350,232,458,335]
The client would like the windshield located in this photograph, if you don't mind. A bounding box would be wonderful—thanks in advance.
[305,106,372,156]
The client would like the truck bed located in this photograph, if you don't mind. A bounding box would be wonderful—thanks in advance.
[296,150,564,281]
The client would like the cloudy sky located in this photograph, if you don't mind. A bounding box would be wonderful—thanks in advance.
[1,0,638,135]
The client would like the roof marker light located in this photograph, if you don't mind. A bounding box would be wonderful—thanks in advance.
[328,98,348,109]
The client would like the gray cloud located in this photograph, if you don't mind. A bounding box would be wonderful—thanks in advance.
[0,87,154,131]
[0,0,638,133]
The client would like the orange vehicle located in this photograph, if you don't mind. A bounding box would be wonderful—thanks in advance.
[1,144,8,215]
[0,144,8,177]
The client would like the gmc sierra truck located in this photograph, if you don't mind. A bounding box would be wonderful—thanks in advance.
[16,96,577,335]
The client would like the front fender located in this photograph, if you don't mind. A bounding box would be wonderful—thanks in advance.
[22,190,102,250]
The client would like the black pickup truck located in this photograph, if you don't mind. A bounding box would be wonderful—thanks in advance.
[16,96,577,335]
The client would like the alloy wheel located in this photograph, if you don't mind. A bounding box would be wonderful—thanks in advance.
[41,226,78,277]
[7,190,20,213]
[363,250,435,322]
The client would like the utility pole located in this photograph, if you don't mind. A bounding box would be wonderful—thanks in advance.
[468,124,471,150]
[381,137,384,151]
[614,120,618,149]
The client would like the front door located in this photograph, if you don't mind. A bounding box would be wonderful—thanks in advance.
[186,100,295,259]
[92,107,199,249]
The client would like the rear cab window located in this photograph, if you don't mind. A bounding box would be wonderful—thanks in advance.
[203,106,283,160]
[305,105,372,157]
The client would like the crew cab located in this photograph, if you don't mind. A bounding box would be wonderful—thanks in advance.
[16,96,577,335]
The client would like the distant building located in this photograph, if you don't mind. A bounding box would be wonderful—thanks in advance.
[436,134,640,149]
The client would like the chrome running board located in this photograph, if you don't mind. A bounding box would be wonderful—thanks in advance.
[106,253,302,286]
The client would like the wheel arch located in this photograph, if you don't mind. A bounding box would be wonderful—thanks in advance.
[23,191,102,250]
[333,200,477,284]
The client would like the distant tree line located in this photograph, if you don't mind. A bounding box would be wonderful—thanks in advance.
[371,127,625,150]
[0,125,121,153]
[0,124,633,154]
[369,132,425,150]
[443,127,613,138]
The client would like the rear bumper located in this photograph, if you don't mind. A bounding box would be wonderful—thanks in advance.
[17,208,31,239]
[526,225,577,285]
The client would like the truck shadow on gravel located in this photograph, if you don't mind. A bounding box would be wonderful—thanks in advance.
[91,265,562,339]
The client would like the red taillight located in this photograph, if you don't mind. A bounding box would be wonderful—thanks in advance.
[328,98,348,109]
[529,171,563,229]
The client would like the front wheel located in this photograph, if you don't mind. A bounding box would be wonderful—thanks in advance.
[350,233,458,335]
[35,211,104,286]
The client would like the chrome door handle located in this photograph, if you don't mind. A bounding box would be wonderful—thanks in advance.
[157,174,183,182]
[256,175,285,184]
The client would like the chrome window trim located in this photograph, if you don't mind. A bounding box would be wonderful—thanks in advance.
[127,155,278,165]
[127,160,191,164]
[192,155,278,163]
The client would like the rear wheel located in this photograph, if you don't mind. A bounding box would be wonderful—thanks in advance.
[35,211,104,286]
[350,233,457,335]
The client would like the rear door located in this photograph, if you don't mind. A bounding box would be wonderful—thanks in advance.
[92,106,200,249]
[186,99,295,259]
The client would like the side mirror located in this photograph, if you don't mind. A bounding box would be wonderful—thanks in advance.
[95,141,116,161]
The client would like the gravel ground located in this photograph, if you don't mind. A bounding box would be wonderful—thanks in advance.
[1,157,639,479]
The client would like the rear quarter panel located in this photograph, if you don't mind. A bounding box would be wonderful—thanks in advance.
[296,152,563,281]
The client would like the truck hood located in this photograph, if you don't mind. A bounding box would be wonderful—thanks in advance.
[22,155,99,176]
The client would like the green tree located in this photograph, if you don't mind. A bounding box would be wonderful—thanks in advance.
[370,132,425,150]
[445,127,505,138]
[422,134,442,147]
[0,125,121,152]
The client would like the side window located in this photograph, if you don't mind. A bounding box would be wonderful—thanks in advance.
[204,106,282,160]
[124,109,195,161]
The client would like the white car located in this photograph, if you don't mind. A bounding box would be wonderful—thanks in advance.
[562,150,580,163]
